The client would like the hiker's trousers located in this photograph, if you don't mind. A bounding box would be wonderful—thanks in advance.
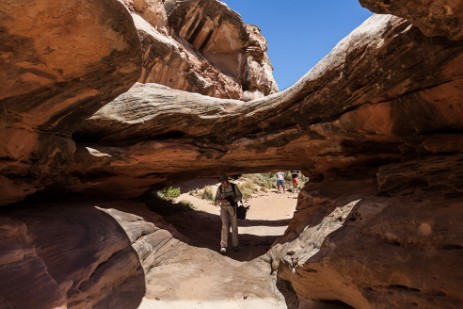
[220,205,238,248]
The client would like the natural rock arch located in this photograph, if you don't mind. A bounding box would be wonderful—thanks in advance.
[1,0,462,308]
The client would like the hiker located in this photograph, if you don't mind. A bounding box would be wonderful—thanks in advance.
[215,175,242,254]
[276,171,286,193]
[290,170,300,193]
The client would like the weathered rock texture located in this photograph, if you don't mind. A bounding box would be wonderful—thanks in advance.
[1,0,463,308]
[71,13,463,200]
[0,202,146,309]
[0,0,142,205]
[0,0,276,206]
[125,0,278,99]
[360,0,463,40]
[272,159,463,308]
[0,200,285,308]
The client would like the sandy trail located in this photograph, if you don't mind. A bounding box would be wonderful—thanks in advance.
[175,188,298,222]
[171,188,299,260]
[134,189,299,309]
[166,186,297,261]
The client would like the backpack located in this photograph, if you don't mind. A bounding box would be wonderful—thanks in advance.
[220,183,249,219]
[236,204,250,220]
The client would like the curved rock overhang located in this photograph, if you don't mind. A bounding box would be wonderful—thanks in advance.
[2,1,461,205]
[71,13,463,199]
[1,1,463,308]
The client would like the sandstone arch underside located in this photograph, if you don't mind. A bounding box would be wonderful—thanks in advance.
[1,0,462,308]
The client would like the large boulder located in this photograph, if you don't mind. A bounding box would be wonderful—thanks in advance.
[271,156,463,308]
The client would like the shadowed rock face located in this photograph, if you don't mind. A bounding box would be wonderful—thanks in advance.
[272,157,463,308]
[1,0,463,308]
[0,202,146,309]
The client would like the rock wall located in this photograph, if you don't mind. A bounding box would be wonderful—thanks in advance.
[359,0,463,40]
[0,0,277,206]
[271,157,463,308]
[1,0,463,308]
[0,0,142,206]
[0,202,146,309]
[125,0,278,100]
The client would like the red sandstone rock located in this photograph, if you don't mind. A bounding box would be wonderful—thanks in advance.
[70,14,463,199]
[0,0,142,205]
[360,0,463,40]
[126,0,278,100]
[0,1,463,308]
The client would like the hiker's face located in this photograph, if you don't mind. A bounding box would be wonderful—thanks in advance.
[221,180,229,186]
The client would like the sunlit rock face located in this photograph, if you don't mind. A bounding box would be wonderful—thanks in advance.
[1,0,463,308]
[0,0,142,205]
[359,0,463,40]
[71,13,463,200]
[0,0,278,206]
[123,0,278,100]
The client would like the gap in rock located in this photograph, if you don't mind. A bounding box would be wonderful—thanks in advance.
[146,172,307,261]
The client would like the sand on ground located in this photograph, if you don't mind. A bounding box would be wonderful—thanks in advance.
[168,188,299,260]
[176,188,298,236]
[176,188,298,220]
[138,189,299,309]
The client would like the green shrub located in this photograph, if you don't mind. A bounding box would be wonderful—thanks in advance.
[201,186,215,200]
[248,173,275,190]
[157,186,181,199]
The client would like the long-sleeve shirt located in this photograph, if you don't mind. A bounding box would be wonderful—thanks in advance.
[215,183,242,204]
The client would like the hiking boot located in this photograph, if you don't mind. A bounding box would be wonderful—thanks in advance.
[220,248,226,255]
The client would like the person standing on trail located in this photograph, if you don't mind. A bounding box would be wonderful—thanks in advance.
[215,175,242,255]
[276,171,286,193]
[290,170,300,193]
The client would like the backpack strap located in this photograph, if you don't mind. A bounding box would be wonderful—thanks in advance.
[231,183,242,206]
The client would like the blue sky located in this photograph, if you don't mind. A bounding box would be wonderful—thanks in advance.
[221,1,373,90]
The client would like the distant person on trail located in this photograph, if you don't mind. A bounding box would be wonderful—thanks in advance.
[215,175,243,255]
[290,170,300,193]
[276,171,286,193]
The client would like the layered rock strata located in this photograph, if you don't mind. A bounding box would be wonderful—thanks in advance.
[360,0,463,40]
[0,0,142,205]
[0,200,285,308]
[0,0,277,206]
[125,0,278,99]
[271,158,463,308]
[72,14,463,199]
[1,0,463,308]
